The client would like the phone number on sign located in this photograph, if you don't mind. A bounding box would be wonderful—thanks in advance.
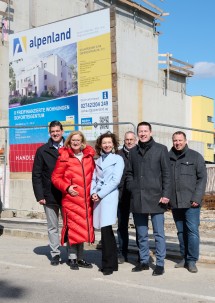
[80,101,108,108]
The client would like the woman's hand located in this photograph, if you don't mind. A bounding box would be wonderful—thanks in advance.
[91,193,101,202]
[67,185,79,196]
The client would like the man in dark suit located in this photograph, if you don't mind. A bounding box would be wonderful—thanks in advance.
[127,122,172,276]
[117,131,136,264]
[32,120,64,266]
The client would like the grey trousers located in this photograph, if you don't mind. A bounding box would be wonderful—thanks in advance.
[44,205,61,258]
[67,242,84,260]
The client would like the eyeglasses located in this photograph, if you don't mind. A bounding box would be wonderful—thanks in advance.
[71,139,81,142]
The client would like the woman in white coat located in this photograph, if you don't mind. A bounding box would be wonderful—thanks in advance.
[91,132,124,275]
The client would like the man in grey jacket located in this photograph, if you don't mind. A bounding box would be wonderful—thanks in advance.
[169,131,207,273]
[127,122,172,276]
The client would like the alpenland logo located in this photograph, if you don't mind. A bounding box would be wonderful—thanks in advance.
[13,28,71,55]
[29,28,71,49]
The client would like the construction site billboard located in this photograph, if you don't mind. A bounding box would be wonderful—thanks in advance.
[8,8,112,172]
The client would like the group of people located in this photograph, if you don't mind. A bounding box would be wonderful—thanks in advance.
[32,120,207,276]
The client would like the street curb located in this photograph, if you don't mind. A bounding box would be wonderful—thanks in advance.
[1,226,215,264]
[1,218,215,264]
[0,227,49,240]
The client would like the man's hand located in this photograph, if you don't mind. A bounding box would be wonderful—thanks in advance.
[39,199,46,205]
[159,197,169,204]
[191,201,199,207]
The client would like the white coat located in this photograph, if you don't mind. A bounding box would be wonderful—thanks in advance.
[91,153,124,229]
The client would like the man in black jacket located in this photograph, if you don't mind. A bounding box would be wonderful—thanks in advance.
[127,122,172,276]
[169,131,207,273]
[32,120,64,266]
[117,131,136,264]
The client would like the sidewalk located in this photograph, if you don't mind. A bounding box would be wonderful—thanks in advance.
[1,214,215,264]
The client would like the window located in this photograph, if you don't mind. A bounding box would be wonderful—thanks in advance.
[44,63,47,68]
[207,143,214,149]
[207,116,213,123]
[33,75,36,85]
[44,85,47,91]
[44,75,47,80]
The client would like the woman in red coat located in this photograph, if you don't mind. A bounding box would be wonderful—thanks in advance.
[51,130,95,270]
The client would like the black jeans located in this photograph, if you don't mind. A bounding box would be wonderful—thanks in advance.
[101,225,118,271]
[117,200,130,257]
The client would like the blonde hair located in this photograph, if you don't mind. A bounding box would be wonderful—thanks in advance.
[64,131,87,149]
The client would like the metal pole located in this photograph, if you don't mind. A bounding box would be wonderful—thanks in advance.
[0,122,137,132]
[149,121,215,135]
[2,128,7,208]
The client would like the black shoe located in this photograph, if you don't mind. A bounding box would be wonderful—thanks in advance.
[152,265,164,276]
[103,270,113,276]
[118,253,128,264]
[69,259,79,270]
[118,253,125,264]
[99,268,118,272]
[77,259,93,269]
[132,263,149,272]
[50,255,60,266]
[174,259,185,268]
[96,240,102,249]
[186,262,198,273]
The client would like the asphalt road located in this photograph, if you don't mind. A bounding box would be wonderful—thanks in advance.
[0,235,215,303]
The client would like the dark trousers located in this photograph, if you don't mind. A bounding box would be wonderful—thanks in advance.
[101,225,118,271]
[117,200,130,257]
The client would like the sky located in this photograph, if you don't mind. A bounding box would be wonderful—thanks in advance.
[133,0,215,104]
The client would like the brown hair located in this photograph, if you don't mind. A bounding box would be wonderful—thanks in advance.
[95,132,119,156]
[137,121,152,132]
[49,120,63,132]
[172,131,187,140]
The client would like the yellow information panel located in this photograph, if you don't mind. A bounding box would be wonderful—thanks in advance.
[78,33,111,94]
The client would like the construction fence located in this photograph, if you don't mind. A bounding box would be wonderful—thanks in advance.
[0,121,214,211]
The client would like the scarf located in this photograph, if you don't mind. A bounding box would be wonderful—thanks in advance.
[101,151,111,161]
[138,137,153,156]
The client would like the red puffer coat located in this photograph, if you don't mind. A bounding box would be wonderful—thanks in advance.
[51,145,95,245]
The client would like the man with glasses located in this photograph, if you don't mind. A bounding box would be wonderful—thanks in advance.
[32,120,65,266]
[117,131,137,263]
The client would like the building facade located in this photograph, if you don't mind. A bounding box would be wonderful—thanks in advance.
[0,0,213,210]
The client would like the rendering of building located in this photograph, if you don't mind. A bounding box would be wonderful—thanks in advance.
[14,54,73,98]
